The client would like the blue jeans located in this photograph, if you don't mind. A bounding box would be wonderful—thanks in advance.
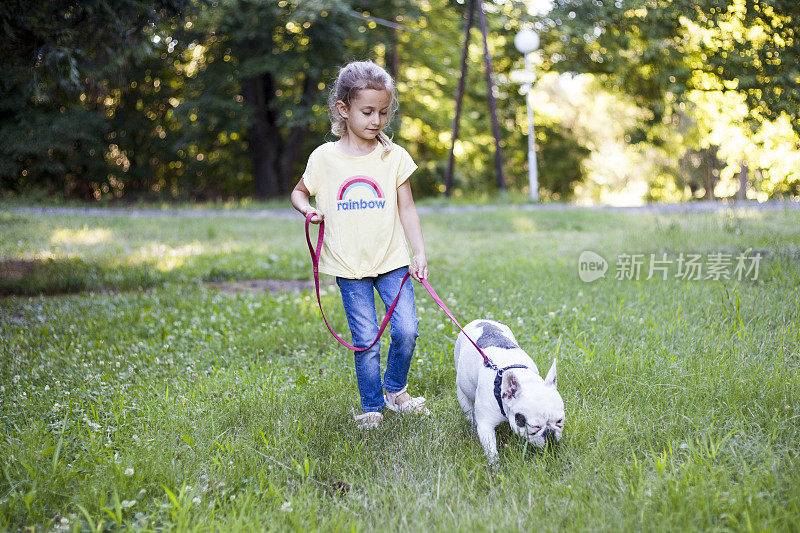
[336,267,419,412]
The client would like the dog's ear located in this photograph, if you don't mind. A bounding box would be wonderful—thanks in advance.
[544,358,557,388]
[502,371,521,400]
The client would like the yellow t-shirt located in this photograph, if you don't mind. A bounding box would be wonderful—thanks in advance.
[302,141,418,279]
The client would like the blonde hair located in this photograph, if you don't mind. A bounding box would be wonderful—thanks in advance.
[329,60,399,157]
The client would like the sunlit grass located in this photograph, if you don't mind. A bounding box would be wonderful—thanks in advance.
[1,207,799,530]
[50,227,112,246]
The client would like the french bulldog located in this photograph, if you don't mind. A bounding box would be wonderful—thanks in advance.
[454,319,564,462]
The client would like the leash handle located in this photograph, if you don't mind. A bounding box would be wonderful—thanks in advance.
[305,213,494,367]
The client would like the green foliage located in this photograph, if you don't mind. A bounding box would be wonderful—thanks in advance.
[544,0,800,134]
[0,97,109,197]
[0,0,594,201]
[173,0,375,198]
[0,0,197,199]
[2,0,798,201]
[542,0,800,199]
[0,0,194,102]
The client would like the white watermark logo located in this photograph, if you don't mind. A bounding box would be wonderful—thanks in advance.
[578,251,609,282]
[579,250,763,282]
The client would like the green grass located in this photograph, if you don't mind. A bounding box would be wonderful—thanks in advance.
[1,206,799,531]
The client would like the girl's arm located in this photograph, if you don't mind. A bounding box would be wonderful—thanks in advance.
[291,180,324,223]
[397,181,428,281]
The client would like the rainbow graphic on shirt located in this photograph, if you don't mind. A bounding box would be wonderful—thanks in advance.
[336,175,386,211]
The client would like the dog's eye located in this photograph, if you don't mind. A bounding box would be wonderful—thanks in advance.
[515,413,526,427]
[556,418,564,426]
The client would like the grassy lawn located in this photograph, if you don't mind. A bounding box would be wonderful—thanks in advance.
[1,206,799,531]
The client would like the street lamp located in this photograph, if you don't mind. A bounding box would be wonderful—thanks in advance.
[513,29,540,202]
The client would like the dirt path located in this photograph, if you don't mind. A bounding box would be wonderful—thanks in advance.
[5,199,799,219]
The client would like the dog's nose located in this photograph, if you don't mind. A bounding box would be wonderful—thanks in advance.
[543,428,557,445]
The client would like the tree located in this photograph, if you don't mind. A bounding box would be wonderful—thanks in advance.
[542,0,799,135]
[0,0,195,198]
[176,0,418,199]
[538,0,799,199]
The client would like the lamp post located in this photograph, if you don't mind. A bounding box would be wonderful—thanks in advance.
[513,29,540,202]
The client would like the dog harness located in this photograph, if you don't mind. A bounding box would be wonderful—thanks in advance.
[493,364,528,417]
[306,214,497,368]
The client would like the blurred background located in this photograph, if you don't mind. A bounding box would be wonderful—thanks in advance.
[1,0,798,205]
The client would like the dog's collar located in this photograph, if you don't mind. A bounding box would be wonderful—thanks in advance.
[493,364,528,418]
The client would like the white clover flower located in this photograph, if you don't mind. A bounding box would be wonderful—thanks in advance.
[124,468,135,477]
[548,312,556,319]
[280,501,292,513]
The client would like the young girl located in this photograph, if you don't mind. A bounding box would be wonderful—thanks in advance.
[290,60,429,429]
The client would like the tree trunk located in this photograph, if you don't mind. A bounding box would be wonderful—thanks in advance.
[703,145,717,201]
[243,72,281,199]
[385,28,400,82]
[737,160,749,201]
[445,0,475,196]
[279,74,319,192]
[477,0,506,191]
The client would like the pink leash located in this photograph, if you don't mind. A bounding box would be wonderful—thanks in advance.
[304,213,496,369]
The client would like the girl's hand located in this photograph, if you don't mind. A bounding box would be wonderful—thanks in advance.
[304,207,324,224]
[411,253,428,282]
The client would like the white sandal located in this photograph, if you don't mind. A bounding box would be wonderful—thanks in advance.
[354,411,383,429]
[384,386,430,415]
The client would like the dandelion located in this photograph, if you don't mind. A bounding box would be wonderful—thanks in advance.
[125,467,135,477]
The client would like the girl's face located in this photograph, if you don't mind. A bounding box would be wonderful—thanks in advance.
[338,89,391,143]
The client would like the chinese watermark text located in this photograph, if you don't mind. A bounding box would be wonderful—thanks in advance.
[578,251,762,282]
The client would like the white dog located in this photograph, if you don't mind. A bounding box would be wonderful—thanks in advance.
[454,320,565,462]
